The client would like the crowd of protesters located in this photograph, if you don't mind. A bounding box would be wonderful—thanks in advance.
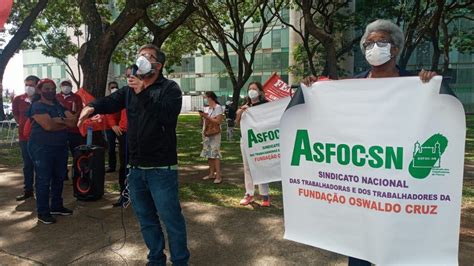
[3,18,448,265]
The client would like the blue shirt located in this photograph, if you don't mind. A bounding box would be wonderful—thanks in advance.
[28,101,68,146]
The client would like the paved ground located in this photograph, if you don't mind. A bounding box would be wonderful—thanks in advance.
[1,164,473,265]
[0,165,347,265]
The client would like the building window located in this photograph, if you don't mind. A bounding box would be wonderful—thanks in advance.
[61,65,66,79]
[280,8,290,24]
[253,53,263,71]
[181,57,195,74]
[181,78,196,92]
[271,52,282,69]
[272,29,281,48]
[47,66,52,78]
[263,52,272,71]
[37,66,43,77]
[211,56,225,72]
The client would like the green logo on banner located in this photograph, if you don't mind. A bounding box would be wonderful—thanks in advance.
[409,134,448,179]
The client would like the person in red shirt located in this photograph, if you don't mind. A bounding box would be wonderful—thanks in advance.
[105,81,120,173]
[12,75,39,201]
[56,80,84,179]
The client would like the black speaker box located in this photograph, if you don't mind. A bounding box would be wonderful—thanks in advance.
[72,145,105,201]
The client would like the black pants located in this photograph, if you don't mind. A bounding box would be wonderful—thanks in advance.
[66,132,85,179]
[67,132,85,156]
[117,132,128,193]
[105,129,117,170]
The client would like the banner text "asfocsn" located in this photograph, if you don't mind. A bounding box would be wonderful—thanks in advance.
[291,130,403,170]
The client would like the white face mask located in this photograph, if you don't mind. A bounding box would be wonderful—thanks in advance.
[365,43,392,66]
[248,89,259,100]
[61,86,72,95]
[110,88,118,94]
[25,86,36,96]
[135,56,153,75]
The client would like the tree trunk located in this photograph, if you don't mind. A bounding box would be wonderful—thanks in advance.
[78,41,115,97]
[301,0,339,79]
[398,45,417,70]
[232,84,244,111]
[324,42,338,79]
[430,0,445,72]
[441,17,450,74]
[78,0,154,98]
[302,39,318,76]
[0,0,49,120]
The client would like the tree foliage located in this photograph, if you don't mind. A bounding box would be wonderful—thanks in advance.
[112,0,196,73]
[293,0,473,78]
[0,0,48,120]
[189,0,286,109]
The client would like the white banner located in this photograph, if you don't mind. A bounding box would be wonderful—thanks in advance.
[240,97,290,185]
[280,77,465,265]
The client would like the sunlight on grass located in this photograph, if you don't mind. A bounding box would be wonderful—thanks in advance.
[2,114,474,210]
[177,114,242,165]
[179,182,283,215]
[0,144,22,167]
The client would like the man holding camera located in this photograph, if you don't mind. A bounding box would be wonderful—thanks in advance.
[78,44,189,266]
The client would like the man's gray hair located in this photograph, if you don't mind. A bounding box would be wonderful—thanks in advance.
[138,44,166,65]
[360,19,405,55]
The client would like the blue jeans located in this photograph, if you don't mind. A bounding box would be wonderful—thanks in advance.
[28,141,68,215]
[128,168,189,265]
[19,140,34,192]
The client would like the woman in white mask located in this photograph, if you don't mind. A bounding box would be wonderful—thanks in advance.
[355,19,436,82]
[235,82,271,207]
[350,19,443,266]
[200,91,225,184]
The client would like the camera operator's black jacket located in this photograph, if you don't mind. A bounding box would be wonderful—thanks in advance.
[90,75,182,167]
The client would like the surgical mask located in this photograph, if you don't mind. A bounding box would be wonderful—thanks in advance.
[42,91,56,101]
[248,90,259,100]
[110,88,118,94]
[203,98,208,105]
[61,86,72,95]
[25,86,36,96]
[365,43,392,66]
[135,56,154,76]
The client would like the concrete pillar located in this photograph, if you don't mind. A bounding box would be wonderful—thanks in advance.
[288,8,303,86]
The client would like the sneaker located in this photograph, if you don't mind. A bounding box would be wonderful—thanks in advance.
[112,196,125,208]
[239,194,254,206]
[38,214,56,224]
[50,207,73,216]
[202,174,215,180]
[16,191,34,201]
[261,196,271,207]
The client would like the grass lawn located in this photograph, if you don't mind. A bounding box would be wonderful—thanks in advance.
[176,114,243,165]
[465,115,474,161]
[1,114,473,211]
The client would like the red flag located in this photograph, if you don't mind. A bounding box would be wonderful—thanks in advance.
[76,88,110,136]
[76,87,96,106]
[0,0,13,31]
[262,73,291,102]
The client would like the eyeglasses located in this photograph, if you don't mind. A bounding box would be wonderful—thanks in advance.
[139,53,158,62]
[363,40,393,50]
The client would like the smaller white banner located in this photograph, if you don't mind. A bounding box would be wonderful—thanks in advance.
[240,97,290,185]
